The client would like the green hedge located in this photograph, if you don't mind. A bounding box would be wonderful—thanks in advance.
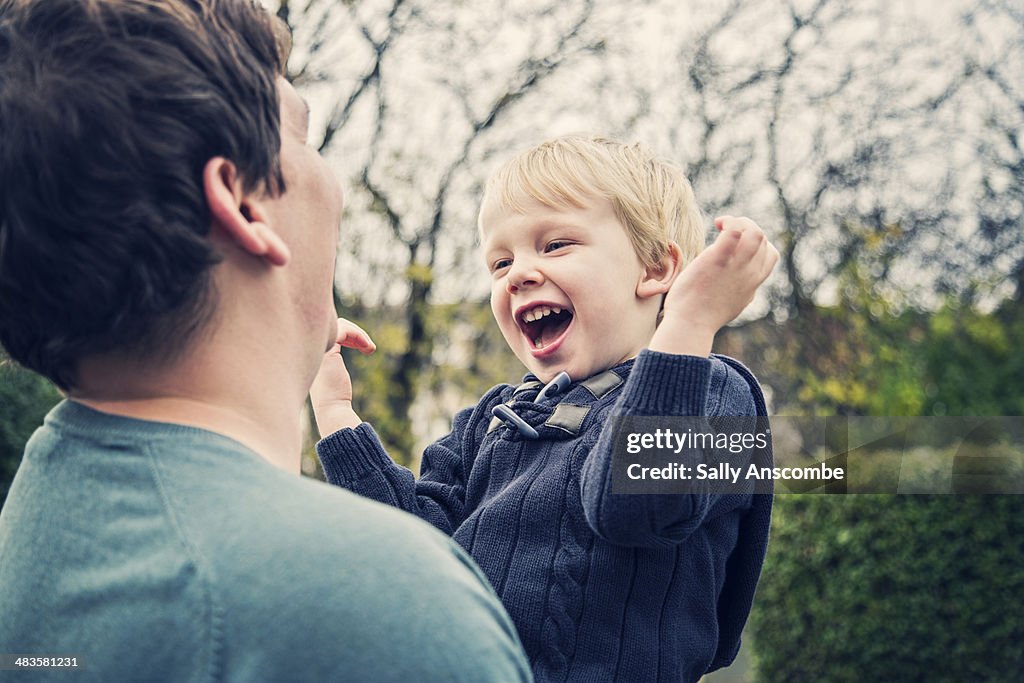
[748,494,1024,681]
[0,362,61,508]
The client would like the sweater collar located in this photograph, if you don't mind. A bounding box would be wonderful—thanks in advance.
[518,357,636,406]
[488,359,635,441]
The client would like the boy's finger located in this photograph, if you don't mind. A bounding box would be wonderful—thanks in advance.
[759,242,780,279]
[737,225,768,262]
[743,238,774,285]
[715,215,758,231]
[335,318,377,354]
[713,215,734,231]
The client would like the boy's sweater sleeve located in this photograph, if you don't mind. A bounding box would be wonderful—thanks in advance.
[315,389,501,535]
[579,349,761,548]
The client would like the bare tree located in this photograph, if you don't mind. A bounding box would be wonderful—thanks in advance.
[269,0,1024,437]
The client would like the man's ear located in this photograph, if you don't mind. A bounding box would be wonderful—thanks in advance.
[636,241,683,299]
[202,157,290,266]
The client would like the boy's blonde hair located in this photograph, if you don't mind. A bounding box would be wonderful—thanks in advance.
[480,135,705,269]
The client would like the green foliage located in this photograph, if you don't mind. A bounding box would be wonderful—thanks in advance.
[749,495,1024,682]
[787,302,927,417]
[0,360,61,508]
[342,312,418,465]
[742,284,1024,682]
[921,299,1024,416]
[746,267,1023,418]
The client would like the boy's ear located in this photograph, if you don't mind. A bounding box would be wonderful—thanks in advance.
[202,157,290,266]
[636,241,683,299]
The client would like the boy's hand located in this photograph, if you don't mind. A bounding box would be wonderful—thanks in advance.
[310,318,376,436]
[650,216,778,358]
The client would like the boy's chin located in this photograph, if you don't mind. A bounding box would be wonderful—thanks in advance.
[515,343,622,383]
[530,368,562,383]
[516,355,560,383]
[520,356,583,384]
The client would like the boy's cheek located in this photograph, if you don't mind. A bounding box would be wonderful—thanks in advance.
[498,322,520,350]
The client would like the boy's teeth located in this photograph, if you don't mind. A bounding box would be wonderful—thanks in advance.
[523,305,557,323]
[534,337,542,348]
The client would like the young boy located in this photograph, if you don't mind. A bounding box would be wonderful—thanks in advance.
[312,135,778,682]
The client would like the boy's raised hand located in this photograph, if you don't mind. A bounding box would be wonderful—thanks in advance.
[650,216,778,358]
[309,318,376,436]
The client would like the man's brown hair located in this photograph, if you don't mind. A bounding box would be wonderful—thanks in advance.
[0,0,290,388]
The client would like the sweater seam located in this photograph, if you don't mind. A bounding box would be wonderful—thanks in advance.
[145,442,224,683]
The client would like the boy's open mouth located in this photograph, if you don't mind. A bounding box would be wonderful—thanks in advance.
[516,304,574,350]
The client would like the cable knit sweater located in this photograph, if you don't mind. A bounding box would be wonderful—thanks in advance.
[317,350,773,683]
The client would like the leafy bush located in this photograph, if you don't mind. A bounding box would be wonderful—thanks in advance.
[749,494,1024,681]
[0,362,61,509]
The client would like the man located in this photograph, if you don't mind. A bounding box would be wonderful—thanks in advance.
[0,1,531,680]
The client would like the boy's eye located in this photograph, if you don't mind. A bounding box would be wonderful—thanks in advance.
[545,240,571,253]
[492,258,512,272]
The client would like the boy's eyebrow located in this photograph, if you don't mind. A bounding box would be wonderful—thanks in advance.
[534,219,588,232]
[481,242,504,257]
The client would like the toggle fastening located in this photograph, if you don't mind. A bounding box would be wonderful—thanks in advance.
[490,371,579,439]
[491,404,539,440]
[535,371,572,403]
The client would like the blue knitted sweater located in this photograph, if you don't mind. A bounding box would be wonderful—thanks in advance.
[317,350,772,683]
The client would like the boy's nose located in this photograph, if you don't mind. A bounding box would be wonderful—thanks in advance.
[506,260,544,293]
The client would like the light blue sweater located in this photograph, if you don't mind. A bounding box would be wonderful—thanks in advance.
[0,400,531,682]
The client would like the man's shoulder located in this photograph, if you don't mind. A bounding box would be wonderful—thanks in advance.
[150,440,480,593]
[3,406,530,682]
[155,457,530,681]
[185,463,467,572]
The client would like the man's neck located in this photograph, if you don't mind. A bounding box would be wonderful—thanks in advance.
[71,351,307,474]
